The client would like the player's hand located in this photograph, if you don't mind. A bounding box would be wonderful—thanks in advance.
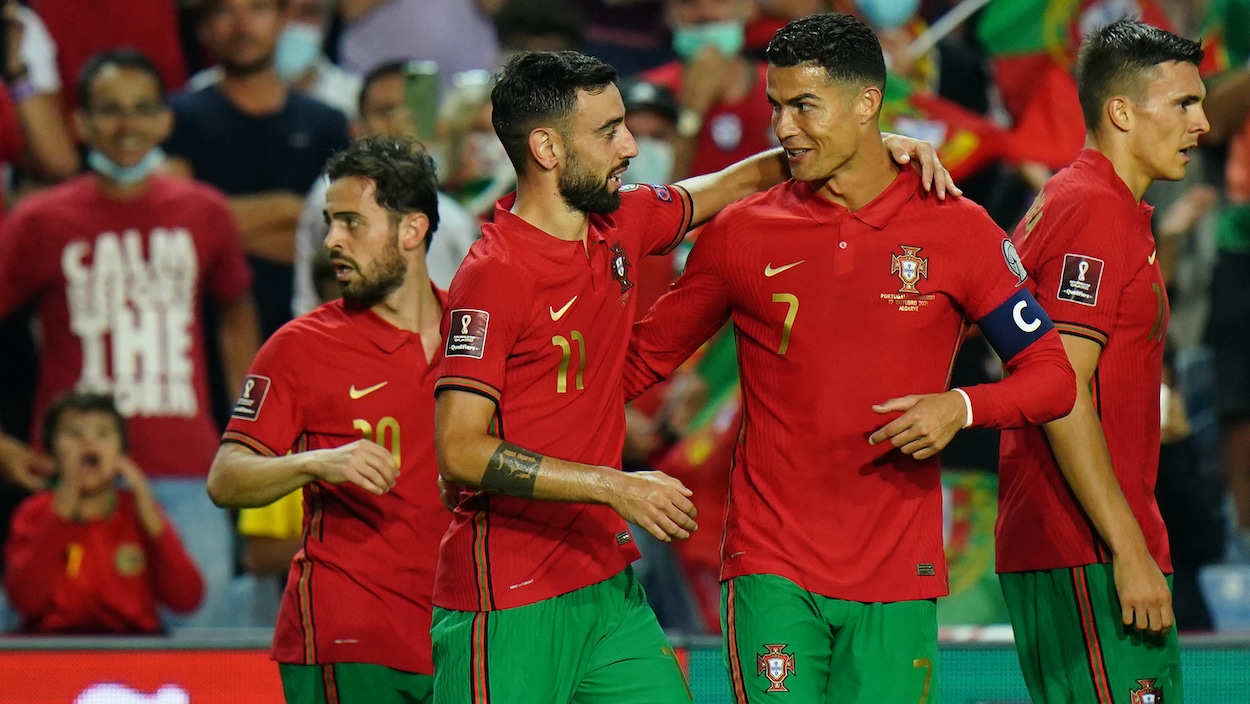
[0,433,54,492]
[608,470,698,543]
[681,46,734,119]
[1113,546,1174,634]
[882,133,961,200]
[868,391,967,460]
[311,439,399,495]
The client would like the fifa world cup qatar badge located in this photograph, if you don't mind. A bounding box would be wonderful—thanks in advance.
[757,644,796,692]
[1130,678,1163,704]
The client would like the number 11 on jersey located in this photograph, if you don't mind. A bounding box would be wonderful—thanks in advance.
[551,331,586,393]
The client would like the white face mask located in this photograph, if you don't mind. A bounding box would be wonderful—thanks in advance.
[625,136,675,186]
[87,147,166,185]
[274,22,323,81]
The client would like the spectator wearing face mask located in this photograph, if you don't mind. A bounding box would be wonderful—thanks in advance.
[642,0,776,180]
[188,0,362,119]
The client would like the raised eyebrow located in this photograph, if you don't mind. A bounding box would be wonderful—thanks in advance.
[767,92,820,107]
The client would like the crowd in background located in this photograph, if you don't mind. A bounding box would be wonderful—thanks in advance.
[0,0,1246,637]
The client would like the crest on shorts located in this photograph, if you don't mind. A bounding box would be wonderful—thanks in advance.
[757,644,796,692]
[891,245,928,294]
[1130,678,1163,704]
[610,241,634,294]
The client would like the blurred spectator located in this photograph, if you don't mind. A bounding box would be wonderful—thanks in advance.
[5,2,77,182]
[292,61,481,314]
[3,392,203,634]
[165,0,349,340]
[643,0,775,179]
[1198,0,1250,558]
[579,0,672,76]
[1158,355,1225,631]
[188,0,362,119]
[493,0,583,55]
[337,0,501,99]
[30,0,186,114]
[437,69,515,218]
[0,48,260,629]
[234,489,301,626]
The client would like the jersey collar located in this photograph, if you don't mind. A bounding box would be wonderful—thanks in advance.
[797,167,917,228]
[1075,148,1154,217]
[341,284,448,356]
[491,193,608,264]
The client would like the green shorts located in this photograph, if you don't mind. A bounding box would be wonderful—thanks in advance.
[278,662,433,704]
[722,574,939,703]
[430,567,691,704]
[1000,563,1182,704]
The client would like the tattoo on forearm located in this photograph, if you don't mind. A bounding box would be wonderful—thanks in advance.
[481,442,542,498]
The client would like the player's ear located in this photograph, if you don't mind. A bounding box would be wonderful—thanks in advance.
[529,127,562,172]
[399,211,431,253]
[858,85,882,125]
[1107,95,1133,133]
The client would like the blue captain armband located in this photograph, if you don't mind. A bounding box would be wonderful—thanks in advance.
[977,289,1053,362]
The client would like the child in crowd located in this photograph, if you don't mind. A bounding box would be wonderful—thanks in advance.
[3,392,202,634]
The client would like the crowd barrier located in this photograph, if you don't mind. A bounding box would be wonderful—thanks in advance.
[2,630,1247,703]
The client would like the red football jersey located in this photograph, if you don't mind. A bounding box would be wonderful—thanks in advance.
[997,149,1172,574]
[434,185,693,611]
[0,175,251,478]
[625,169,1074,603]
[4,491,203,634]
[222,298,449,674]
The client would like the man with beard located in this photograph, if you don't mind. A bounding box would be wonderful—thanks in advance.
[207,136,447,703]
[165,0,349,340]
[432,50,955,703]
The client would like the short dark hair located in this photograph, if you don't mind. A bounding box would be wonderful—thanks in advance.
[358,60,407,118]
[490,51,618,172]
[42,392,128,453]
[766,12,887,93]
[1076,19,1204,133]
[325,135,441,251]
[192,0,287,24]
[76,48,166,113]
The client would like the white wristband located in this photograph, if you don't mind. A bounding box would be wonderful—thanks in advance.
[953,388,973,428]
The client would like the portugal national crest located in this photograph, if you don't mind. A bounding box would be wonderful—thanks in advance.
[1130,678,1163,704]
[610,241,634,294]
[757,644,796,693]
[891,245,928,294]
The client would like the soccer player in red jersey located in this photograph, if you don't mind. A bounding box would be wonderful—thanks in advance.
[622,13,1076,703]
[996,19,1209,704]
[432,50,955,704]
[206,136,448,703]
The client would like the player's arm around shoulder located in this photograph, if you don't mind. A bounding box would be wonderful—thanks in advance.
[434,390,698,543]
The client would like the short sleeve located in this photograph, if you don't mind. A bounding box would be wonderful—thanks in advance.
[1028,200,1136,345]
[222,329,307,456]
[617,184,693,258]
[435,252,527,406]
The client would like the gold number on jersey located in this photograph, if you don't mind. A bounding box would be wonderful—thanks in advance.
[912,658,933,704]
[353,416,402,466]
[551,331,586,393]
[771,293,799,355]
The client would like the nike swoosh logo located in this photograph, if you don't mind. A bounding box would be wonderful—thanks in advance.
[764,260,806,277]
[1148,249,1157,265]
[349,381,388,399]
[549,296,578,321]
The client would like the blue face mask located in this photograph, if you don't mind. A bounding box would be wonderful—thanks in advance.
[274,22,323,81]
[87,147,166,185]
[672,20,745,61]
[855,0,921,31]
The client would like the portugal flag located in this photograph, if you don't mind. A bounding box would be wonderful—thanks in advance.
[975,0,1174,169]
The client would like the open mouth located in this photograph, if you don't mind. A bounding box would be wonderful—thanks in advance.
[785,148,811,159]
[330,258,356,281]
[609,163,629,186]
[81,452,102,473]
